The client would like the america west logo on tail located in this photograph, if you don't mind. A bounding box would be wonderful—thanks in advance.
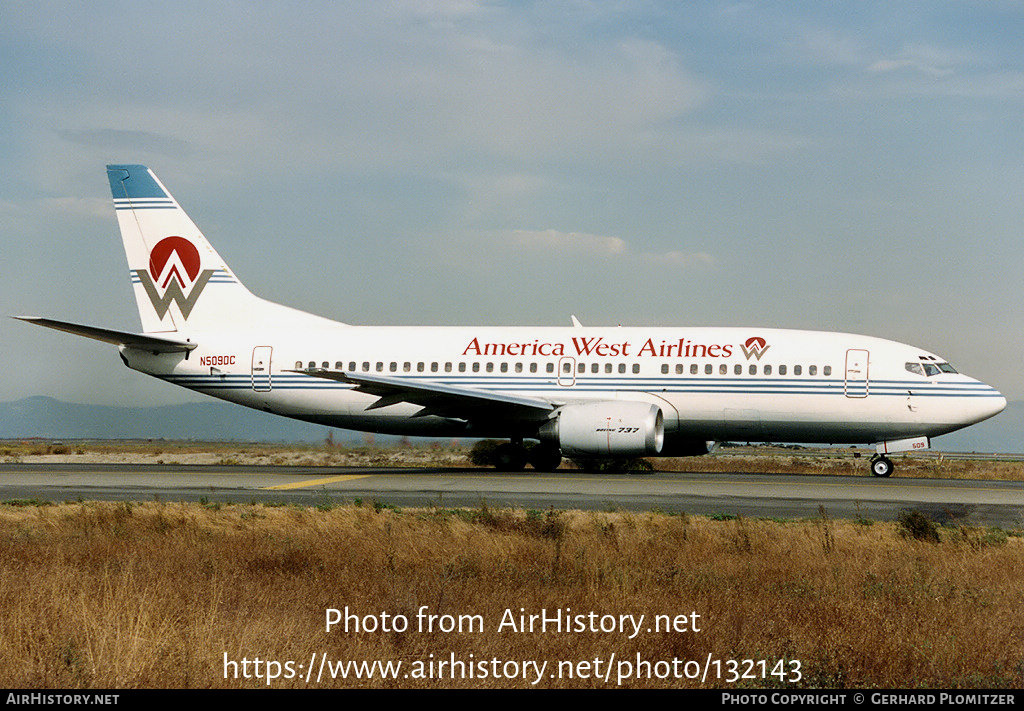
[135,236,215,320]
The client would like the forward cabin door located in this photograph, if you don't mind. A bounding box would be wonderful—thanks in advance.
[844,349,869,398]
[252,346,273,392]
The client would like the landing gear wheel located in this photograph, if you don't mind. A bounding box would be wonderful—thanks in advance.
[528,443,562,472]
[493,443,527,471]
[871,456,894,478]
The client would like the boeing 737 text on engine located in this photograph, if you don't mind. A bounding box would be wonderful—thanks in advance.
[16,165,1006,476]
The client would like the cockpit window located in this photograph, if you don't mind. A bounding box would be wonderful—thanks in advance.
[908,361,958,377]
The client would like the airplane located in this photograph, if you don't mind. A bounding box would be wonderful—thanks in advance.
[15,165,1006,477]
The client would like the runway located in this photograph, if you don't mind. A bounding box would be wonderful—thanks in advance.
[1,463,1022,527]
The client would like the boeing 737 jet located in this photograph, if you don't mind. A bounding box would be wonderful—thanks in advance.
[16,165,1006,476]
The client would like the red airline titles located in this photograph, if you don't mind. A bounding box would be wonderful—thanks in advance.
[461,336,735,359]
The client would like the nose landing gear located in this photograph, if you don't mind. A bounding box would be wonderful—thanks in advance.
[870,455,894,478]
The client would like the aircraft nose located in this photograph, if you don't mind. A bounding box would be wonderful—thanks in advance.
[959,380,1007,426]
[974,384,1007,423]
[989,390,1008,418]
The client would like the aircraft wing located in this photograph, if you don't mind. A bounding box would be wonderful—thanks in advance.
[293,369,558,421]
[13,317,197,353]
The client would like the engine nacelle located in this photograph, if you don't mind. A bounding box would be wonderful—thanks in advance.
[540,401,664,457]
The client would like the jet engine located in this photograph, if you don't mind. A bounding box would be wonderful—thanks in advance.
[539,402,664,457]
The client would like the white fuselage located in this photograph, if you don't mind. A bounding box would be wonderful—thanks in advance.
[122,322,1006,448]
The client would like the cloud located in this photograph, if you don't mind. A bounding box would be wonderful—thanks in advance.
[867,46,966,78]
[640,250,714,268]
[56,129,194,158]
[497,229,713,269]
[508,229,627,255]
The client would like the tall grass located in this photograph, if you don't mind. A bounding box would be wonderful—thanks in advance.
[0,501,1021,688]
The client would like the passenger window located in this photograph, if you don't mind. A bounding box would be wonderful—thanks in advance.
[563,362,571,373]
[794,365,802,376]
[591,363,599,374]
[335,361,343,369]
[605,363,613,374]
[823,366,831,376]
[431,362,439,372]
[500,363,508,373]
[749,365,757,375]
[809,365,817,376]
[578,363,585,373]
[486,363,494,373]
[632,364,640,374]
[417,362,425,372]
[445,362,452,372]
[322,361,329,369]
[472,363,480,372]
[362,362,370,371]
[620,364,627,374]
[547,363,554,373]
[515,362,523,373]
[734,364,742,375]
[690,364,698,375]
[459,363,467,372]
[531,363,538,373]
[779,364,787,376]
[719,364,727,375]
[764,365,772,375]
[389,362,397,372]
[376,362,384,372]
[705,364,713,375]
[295,361,302,369]
[661,364,669,375]
[403,362,411,372]
[348,361,356,371]
[308,361,316,369]
[676,364,684,374]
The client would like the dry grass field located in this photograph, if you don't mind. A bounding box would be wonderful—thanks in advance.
[0,498,1021,689]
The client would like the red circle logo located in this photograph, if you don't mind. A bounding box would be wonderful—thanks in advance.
[149,236,201,287]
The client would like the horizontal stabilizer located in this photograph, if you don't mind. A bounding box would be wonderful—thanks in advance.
[14,317,197,353]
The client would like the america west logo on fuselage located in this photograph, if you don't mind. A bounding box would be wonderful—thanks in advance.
[135,236,215,320]
[740,336,770,361]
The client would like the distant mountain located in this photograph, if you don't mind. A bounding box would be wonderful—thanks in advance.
[0,396,342,443]
[0,396,1019,453]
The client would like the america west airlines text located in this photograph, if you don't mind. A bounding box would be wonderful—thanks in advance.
[462,336,737,359]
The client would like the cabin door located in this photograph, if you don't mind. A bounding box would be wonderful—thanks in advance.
[844,349,869,398]
[252,346,273,392]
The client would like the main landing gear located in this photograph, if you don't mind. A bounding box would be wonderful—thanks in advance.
[870,455,894,478]
[492,441,562,472]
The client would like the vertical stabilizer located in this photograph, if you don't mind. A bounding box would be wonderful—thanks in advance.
[107,164,256,333]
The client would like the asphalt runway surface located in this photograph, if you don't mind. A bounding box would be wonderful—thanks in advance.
[1,463,1023,527]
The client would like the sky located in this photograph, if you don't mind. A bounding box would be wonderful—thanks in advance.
[2,1,1022,415]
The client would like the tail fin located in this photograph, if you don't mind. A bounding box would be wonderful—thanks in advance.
[107,164,259,333]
